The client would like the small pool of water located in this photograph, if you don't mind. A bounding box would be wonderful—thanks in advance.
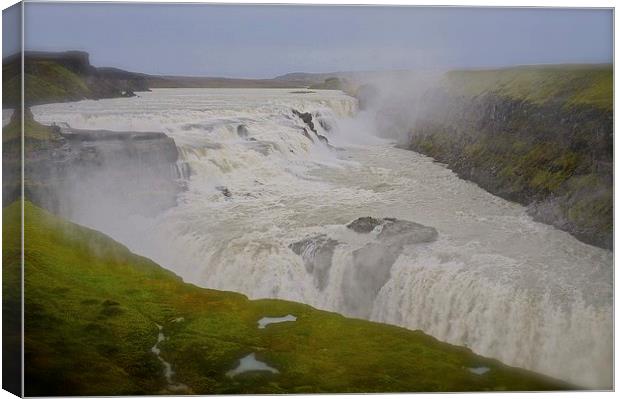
[257,314,297,329]
[226,353,279,378]
[469,366,491,375]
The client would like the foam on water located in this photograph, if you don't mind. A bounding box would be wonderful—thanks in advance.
[32,88,613,388]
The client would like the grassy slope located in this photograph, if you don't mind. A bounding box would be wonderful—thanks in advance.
[1,202,570,395]
[3,60,91,106]
[443,64,612,111]
[2,108,59,143]
[2,201,22,395]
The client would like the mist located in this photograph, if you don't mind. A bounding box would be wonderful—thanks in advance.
[346,70,446,145]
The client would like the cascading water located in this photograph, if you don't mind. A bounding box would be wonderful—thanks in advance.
[31,88,612,388]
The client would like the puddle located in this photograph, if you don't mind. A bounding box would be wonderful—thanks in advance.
[469,366,491,375]
[226,353,279,378]
[257,314,297,329]
[151,323,190,392]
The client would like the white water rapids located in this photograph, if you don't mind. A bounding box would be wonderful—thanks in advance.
[32,88,612,388]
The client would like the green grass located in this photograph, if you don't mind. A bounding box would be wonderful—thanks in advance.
[1,201,571,395]
[2,108,59,143]
[443,64,612,111]
[3,60,91,106]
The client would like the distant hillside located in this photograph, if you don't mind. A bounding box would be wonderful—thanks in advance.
[2,51,379,109]
[2,51,315,108]
[276,71,365,88]
[145,75,303,89]
[2,51,151,106]
[3,201,570,395]
[274,71,372,84]
[274,72,349,86]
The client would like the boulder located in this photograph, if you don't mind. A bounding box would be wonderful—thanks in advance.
[292,109,317,133]
[342,217,438,317]
[237,124,249,138]
[346,217,383,233]
[289,234,339,291]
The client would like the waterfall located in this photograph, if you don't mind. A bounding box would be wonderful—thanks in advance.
[31,88,612,388]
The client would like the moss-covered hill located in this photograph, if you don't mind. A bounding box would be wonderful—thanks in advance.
[2,202,570,395]
[3,58,90,107]
[442,64,612,111]
[409,64,613,249]
[1,50,310,108]
[2,51,150,107]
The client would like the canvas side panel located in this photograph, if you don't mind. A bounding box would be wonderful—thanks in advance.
[2,1,24,397]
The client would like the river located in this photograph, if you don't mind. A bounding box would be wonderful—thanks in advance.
[32,88,612,388]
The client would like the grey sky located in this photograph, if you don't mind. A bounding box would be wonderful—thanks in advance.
[2,2,20,58]
[18,2,614,78]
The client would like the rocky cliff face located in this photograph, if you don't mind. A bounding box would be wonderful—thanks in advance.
[4,110,183,221]
[407,89,612,249]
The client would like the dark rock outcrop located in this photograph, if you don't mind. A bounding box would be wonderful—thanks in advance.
[376,218,439,245]
[347,216,439,244]
[292,109,317,133]
[22,121,183,219]
[236,124,249,138]
[290,217,437,316]
[343,217,438,317]
[289,234,339,291]
[292,109,332,145]
[346,216,383,233]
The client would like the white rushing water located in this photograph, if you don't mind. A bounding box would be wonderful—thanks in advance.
[32,88,613,388]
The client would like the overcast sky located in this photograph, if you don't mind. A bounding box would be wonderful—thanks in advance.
[6,3,614,78]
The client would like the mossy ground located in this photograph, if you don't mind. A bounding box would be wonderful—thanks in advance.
[2,108,60,143]
[1,201,571,395]
[443,64,612,111]
[3,60,91,107]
